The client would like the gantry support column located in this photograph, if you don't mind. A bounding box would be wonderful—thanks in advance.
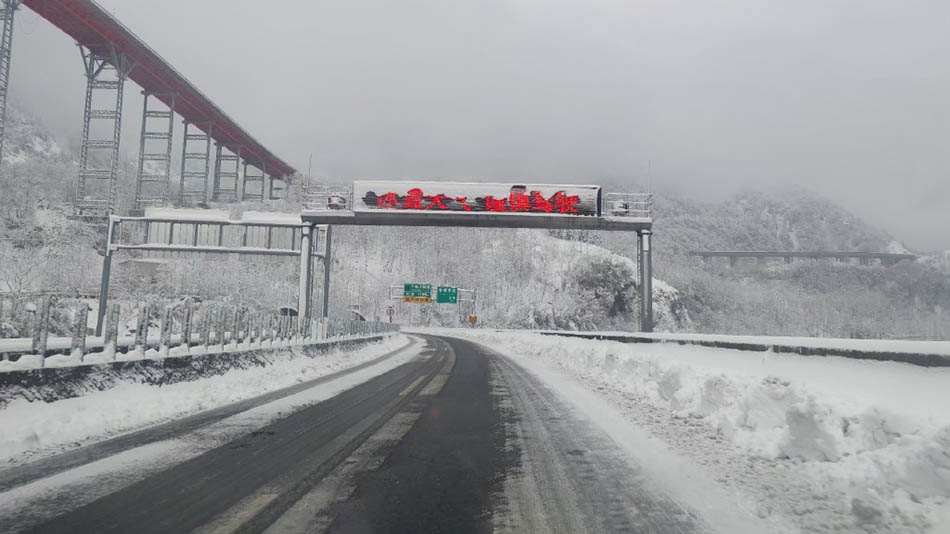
[0,0,22,166]
[179,120,213,204]
[212,144,241,202]
[134,92,176,209]
[322,225,333,320]
[75,45,135,217]
[242,161,266,202]
[95,215,117,335]
[637,229,653,332]
[298,225,315,320]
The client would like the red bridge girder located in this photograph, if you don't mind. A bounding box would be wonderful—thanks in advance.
[23,0,296,178]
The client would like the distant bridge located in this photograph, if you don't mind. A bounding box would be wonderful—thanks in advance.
[688,251,917,266]
[0,0,296,215]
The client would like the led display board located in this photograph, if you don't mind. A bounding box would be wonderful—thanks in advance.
[354,182,601,217]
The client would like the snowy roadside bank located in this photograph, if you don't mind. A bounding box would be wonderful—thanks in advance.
[441,329,950,534]
[0,335,412,466]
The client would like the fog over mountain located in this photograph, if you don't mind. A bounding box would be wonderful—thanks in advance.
[7,0,950,250]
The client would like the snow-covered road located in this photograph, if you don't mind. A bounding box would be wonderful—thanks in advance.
[440,329,950,534]
[3,330,946,533]
[0,336,412,467]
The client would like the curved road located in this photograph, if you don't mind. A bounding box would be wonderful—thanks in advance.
[0,335,711,533]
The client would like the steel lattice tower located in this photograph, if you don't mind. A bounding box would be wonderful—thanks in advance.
[75,45,134,217]
[133,91,176,209]
[0,0,22,167]
[179,120,214,204]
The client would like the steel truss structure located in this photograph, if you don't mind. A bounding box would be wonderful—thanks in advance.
[242,160,266,201]
[134,91,176,208]
[213,144,241,201]
[179,120,214,204]
[0,0,21,166]
[75,44,134,216]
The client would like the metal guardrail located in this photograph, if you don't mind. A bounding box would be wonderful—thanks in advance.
[532,330,950,368]
[0,298,399,371]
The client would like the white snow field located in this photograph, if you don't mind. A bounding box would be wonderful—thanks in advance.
[0,335,412,466]
[442,329,950,534]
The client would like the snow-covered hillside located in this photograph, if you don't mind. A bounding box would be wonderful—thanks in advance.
[331,227,685,331]
[633,186,899,256]
[1,105,73,166]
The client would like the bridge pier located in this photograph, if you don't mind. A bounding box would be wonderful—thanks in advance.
[212,144,241,202]
[242,161,266,202]
[0,0,22,166]
[76,45,135,216]
[179,120,214,204]
[134,91,177,209]
[637,229,653,332]
[269,176,287,199]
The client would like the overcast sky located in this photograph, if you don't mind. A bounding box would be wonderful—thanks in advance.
[8,0,950,250]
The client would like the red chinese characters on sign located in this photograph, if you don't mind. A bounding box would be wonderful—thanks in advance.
[531,191,553,213]
[424,194,449,210]
[552,191,580,214]
[484,196,508,212]
[509,191,532,212]
[366,188,587,215]
[402,188,424,210]
[376,192,399,208]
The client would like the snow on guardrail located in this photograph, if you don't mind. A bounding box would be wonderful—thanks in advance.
[527,330,950,367]
[0,299,399,373]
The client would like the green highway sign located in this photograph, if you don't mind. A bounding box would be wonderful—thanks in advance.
[404,283,432,303]
[436,286,458,304]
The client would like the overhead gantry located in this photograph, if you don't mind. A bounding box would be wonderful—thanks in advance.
[301,182,657,332]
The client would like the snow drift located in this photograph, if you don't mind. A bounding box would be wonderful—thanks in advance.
[458,330,950,534]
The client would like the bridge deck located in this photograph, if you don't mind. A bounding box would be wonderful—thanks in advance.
[24,0,295,177]
[688,251,916,260]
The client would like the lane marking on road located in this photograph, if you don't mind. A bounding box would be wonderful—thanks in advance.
[195,493,279,534]
[264,337,458,533]
[263,410,426,534]
[217,343,450,534]
[400,375,427,396]
[419,341,457,396]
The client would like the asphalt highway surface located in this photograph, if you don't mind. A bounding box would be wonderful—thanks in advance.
[1,335,711,533]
